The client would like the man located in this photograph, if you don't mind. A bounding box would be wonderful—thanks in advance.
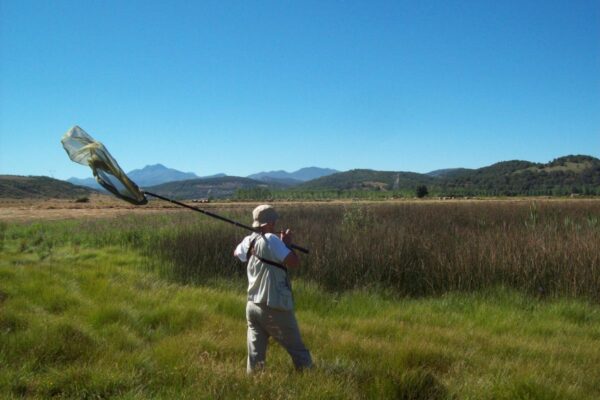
[234,204,313,374]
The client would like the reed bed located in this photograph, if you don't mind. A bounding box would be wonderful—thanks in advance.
[5,200,600,301]
[151,200,600,301]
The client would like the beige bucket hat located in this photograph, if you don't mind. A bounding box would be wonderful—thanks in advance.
[252,205,278,228]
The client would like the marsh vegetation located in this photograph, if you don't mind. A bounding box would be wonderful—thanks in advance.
[153,200,600,301]
[1,200,599,399]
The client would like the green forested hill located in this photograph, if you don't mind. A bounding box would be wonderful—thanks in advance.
[440,156,600,195]
[294,155,600,196]
[0,175,93,199]
[300,169,435,191]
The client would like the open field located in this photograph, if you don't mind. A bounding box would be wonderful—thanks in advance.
[0,194,596,221]
[0,195,187,222]
[1,199,600,398]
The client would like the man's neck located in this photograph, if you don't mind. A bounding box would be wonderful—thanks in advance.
[259,225,275,234]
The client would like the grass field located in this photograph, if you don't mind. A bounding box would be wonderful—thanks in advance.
[1,200,600,399]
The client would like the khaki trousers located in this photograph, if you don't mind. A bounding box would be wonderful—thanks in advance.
[246,301,312,373]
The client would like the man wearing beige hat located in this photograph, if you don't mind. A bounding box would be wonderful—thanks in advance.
[234,204,313,374]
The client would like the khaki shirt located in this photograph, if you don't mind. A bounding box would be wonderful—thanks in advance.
[234,233,293,311]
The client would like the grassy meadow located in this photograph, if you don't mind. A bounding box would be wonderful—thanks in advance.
[1,200,600,399]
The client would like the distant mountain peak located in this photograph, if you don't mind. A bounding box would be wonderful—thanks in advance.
[68,164,199,189]
[147,163,166,169]
[248,167,338,183]
[127,164,198,187]
[130,163,182,173]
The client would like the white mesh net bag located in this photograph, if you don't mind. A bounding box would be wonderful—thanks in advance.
[61,126,147,205]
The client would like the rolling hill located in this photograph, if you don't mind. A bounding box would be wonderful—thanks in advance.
[0,175,94,199]
[438,156,600,195]
[297,155,600,196]
[299,169,435,191]
[144,176,276,199]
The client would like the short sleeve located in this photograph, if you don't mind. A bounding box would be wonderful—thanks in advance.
[234,234,254,262]
[265,233,291,262]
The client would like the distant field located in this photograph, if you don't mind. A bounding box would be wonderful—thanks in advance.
[0,195,257,222]
[0,195,470,221]
[0,194,596,220]
[1,199,600,398]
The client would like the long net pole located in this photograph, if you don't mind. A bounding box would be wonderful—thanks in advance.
[143,191,309,254]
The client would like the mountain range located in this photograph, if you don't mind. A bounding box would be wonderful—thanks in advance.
[67,164,202,189]
[67,165,337,189]
[247,167,339,184]
[136,168,339,199]
[3,155,599,199]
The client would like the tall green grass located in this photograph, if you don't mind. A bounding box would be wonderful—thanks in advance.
[1,232,599,399]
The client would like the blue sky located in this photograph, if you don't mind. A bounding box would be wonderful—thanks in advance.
[1,0,599,180]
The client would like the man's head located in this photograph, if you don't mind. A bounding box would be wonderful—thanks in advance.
[252,205,278,231]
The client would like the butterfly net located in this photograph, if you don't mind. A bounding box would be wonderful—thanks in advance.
[61,126,147,205]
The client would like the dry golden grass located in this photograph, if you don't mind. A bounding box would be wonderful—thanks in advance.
[1,194,596,222]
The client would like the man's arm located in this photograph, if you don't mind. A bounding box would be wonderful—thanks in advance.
[233,236,250,262]
[282,250,299,268]
[280,229,300,268]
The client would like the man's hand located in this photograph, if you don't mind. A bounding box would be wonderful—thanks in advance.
[280,229,293,246]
